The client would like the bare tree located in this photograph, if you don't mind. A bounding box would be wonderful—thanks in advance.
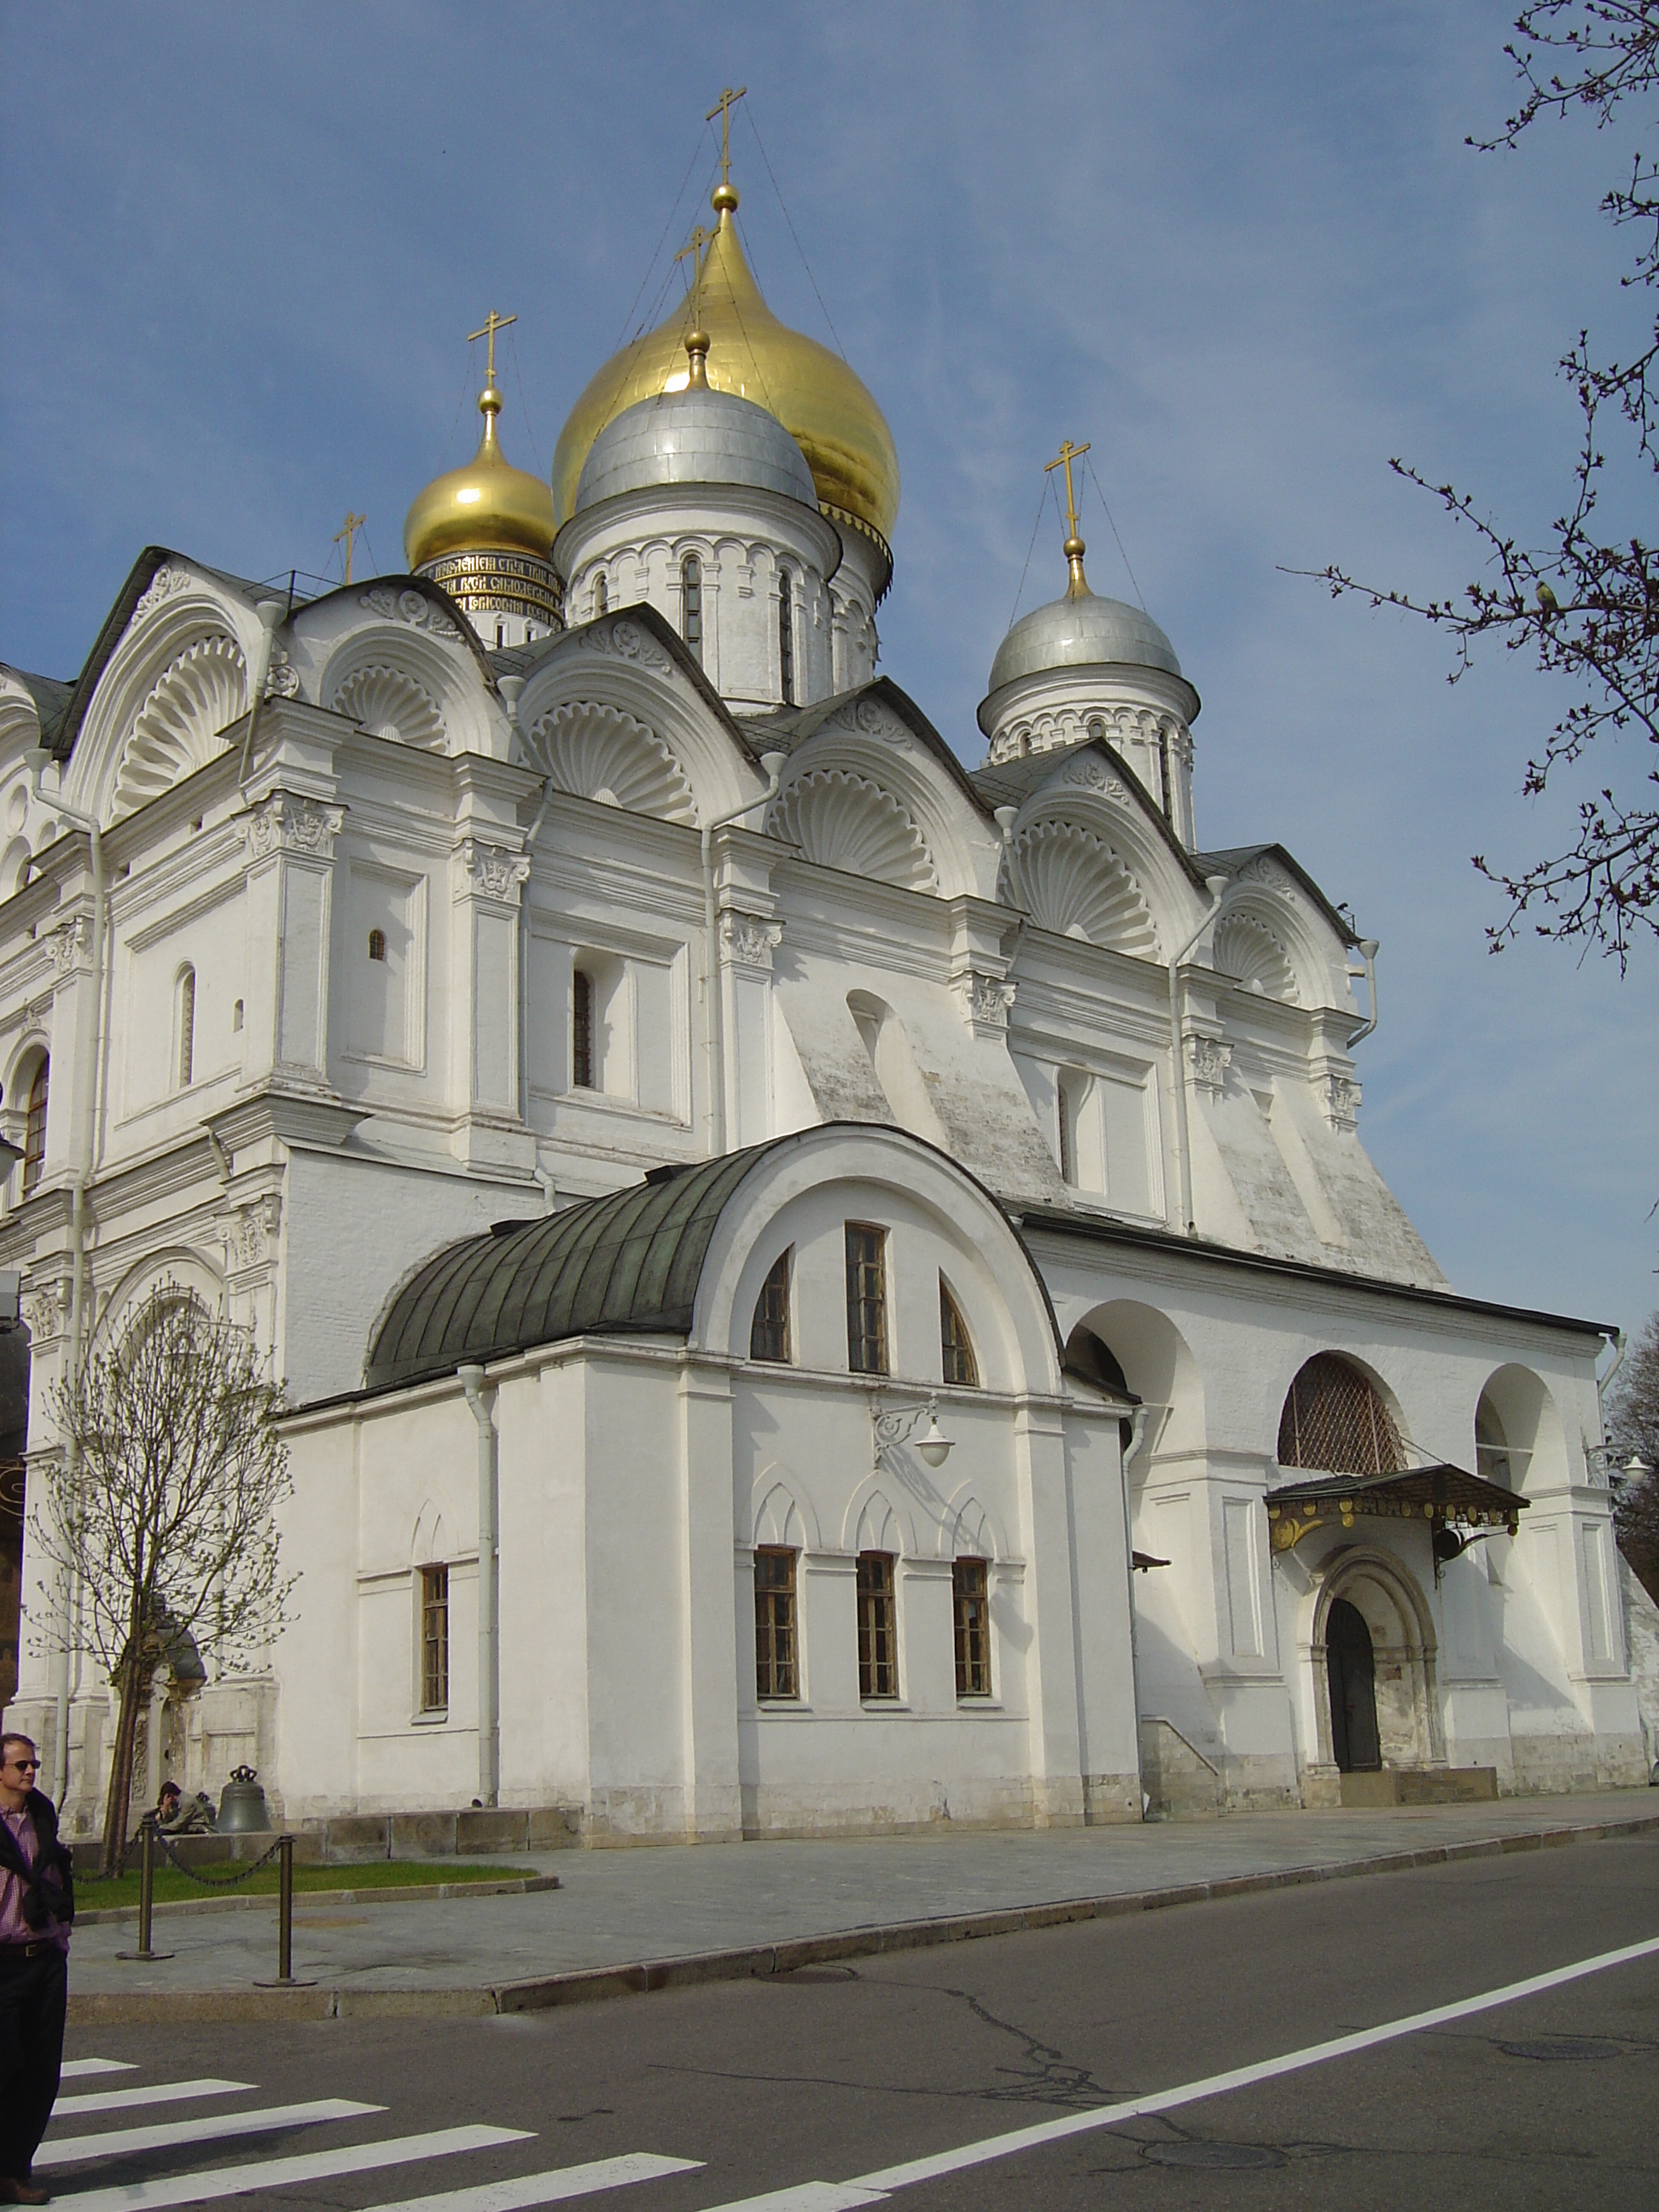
[1609,1308,1659,1599]
[1306,3,1658,969]
[29,1284,294,1875]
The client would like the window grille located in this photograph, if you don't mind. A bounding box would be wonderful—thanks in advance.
[845,1223,888,1375]
[681,556,702,662]
[940,1279,978,1388]
[21,1057,48,1196]
[750,1250,792,1363]
[754,1546,797,1699]
[1277,1353,1405,1477]
[778,571,795,706]
[572,968,594,1089]
[419,1563,449,1711]
[368,928,387,963]
[857,1551,898,1698]
[953,1557,991,1697]
[177,968,195,1089]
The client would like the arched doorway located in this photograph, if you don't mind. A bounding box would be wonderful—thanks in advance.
[1325,1598,1381,1772]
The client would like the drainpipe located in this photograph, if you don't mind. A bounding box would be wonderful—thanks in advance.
[701,753,788,1158]
[457,1365,499,1807]
[1120,1403,1151,1819]
[236,602,288,792]
[498,676,557,1138]
[23,748,108,1806]
[1167,875,1229,1238]
[1346,938,1381,1049]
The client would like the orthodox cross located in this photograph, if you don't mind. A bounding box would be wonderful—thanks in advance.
[706,85,748,190]
[1044,439,1091,543]
[334,511,366,585]
[675,224,713,329]
[467,308,516,387]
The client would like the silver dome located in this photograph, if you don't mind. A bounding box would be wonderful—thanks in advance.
[573,386,818,515]
[987,588,1183,695]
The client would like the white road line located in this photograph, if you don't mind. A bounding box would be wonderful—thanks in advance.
[38,2098,383,2170]
[364,2153,704,2212]
[49,2123,533,2212]
[54,2081,255,2118]
[61,2061,139,2081]
[697,2192,885,2212]
[852,1930,1659,2194]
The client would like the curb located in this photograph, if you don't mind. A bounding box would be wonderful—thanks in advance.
[67,1809,1659,2024]
[73,1873,560,1926]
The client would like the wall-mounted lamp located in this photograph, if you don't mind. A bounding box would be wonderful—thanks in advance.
[872,1391,953,1471]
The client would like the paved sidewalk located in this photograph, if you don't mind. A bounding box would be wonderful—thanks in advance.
[67,1789,1659,2022]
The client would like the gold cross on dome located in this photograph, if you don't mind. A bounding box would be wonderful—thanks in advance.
[706,85,748,189]
[1044,439,1091,542]
[334,510,366,585]
[675,224,713,329]
[467,308,517,385]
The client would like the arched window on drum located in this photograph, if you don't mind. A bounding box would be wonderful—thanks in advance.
[1278,1353,1405,1477]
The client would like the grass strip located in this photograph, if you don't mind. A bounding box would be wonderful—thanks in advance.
[75,1860,528,1908]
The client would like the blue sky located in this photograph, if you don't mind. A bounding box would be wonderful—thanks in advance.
[1,1,1652,1337]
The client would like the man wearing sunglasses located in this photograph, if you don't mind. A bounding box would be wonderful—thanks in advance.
[0,1732,73,2206]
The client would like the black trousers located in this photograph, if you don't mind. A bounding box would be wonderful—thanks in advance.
[0,1947,67,2181]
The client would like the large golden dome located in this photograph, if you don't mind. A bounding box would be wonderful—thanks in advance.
[551,183,899,556]
[405,383,556,571]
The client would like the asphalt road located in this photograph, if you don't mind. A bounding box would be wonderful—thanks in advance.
[50,1831,1659,2211]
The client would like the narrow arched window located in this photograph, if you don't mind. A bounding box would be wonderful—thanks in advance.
[778,571,795,706]
[680,556,702,663]
[176,967,196,1089]
[1278,1353,1405,1477]
[593,573,608,616]
[22,1057,48,1196]
[750,1250,792,1363]
[368,928,387,963]
[572,968,594,1089]
[940,1278,978,1388]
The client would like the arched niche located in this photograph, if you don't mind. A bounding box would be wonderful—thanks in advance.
[1311,1547,1444,1770]
[1068,1299,1205,1466]
[318,623,490,758]
[846,992,950,1150]
[771,766,936,893]
[1474,1363,1569,1498]
[89,1248,227,1359]
[525,699,696,824]
[1278,1351,1407,1478]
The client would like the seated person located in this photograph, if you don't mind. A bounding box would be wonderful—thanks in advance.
[154,1781,214,1834]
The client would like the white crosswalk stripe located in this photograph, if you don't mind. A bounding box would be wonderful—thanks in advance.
[38,2097,383,2169]
[60,2058,138,2080]
[53,2078,254,2118]
[364,2155,705,2212]
[50,2123,534,2212]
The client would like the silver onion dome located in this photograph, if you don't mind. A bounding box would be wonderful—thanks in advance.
[573,385,819,515]
[987,589,1183,695]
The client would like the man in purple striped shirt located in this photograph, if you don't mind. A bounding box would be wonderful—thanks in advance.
[0,1732,72,2206]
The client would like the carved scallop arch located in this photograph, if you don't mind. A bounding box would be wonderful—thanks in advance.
[769,768,936,893]
[524,700,697,823]
[1213,884,1336,1011]
[329,664,445,750]
[1212,910,1300,1003]
[789,707,1000,900]
[317,624,488,758]
[1009,819,1159,958]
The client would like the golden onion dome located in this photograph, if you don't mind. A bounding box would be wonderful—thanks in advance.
[405,383,556,572]
[550,182,899,556]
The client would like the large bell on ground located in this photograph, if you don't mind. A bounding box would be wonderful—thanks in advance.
[217,1765,271,1832]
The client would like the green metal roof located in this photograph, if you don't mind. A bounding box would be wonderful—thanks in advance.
[364,1148,765,1393]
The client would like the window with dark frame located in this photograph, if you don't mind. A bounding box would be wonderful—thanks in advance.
[754,1546,797,1699]
[845,1222,888,1375]
[778,571,795,706]
[940,1278,978,1388]
[857,1551,898,1699]
[953,1557,991,1697]
[177,967,195,1090]
[22,1057,48,1196]
[419,1563,449,1712]
[750,1250,792,1363]
[572,967,594,1089]
[681,556,703,662]
[368,928,387,963]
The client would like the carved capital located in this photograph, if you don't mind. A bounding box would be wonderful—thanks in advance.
[49,917,90,977]
[454,836,531,904]
[954,967,1016,1033]
[238,795,345,864]
[1185,1034,1233,1099]
[720,910,783,969]
[1323,1074,1360,1132]
[218,1193,282,1273]
[21,1278,68,1345]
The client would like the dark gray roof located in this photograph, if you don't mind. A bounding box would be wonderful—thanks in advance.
[971,736,1208,892]
[1196,844,1359,947]
[364,1148,767,1394]
[987,588,1183,696]
[0,668,73,748]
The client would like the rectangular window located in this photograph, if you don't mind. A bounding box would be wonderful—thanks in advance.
[572,968,594,1089]
[953,1557,991,1698]
[857,1551,898,1700]
[754,1547,798,1699]
[750,1249,792,1363]
[419,1564,449,1712]
[845,1222,888,1375]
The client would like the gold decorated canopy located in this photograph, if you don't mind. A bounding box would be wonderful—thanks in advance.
[550,183,900,552]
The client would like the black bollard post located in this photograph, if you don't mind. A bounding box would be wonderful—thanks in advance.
[115,1814,172,1962]
[276,1832,294,1983]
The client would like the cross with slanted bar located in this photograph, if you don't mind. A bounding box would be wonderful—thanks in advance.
[333,511,366,586]
[706,86,747,189]
[1044,439,1091,543]
[467,309,517,386]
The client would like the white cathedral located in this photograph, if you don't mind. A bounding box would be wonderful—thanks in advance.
[0,156,1650,1845]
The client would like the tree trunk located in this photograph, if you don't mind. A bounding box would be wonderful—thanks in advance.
[100,1662,145,1878]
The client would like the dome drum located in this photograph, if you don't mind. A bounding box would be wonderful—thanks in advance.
[423,548,563,633]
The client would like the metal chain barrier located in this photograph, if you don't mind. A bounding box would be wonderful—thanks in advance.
[119,1817,309,1983]
[150,1824,286,1887]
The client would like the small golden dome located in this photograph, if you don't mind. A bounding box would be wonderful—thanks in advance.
[550,183,900,553]
[405,384,556,572]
